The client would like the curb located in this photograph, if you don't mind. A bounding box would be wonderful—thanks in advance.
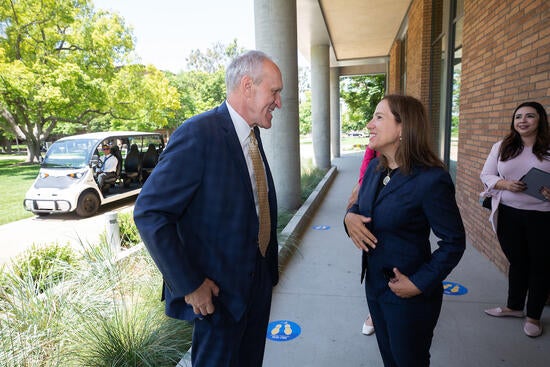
[277,165,338,270]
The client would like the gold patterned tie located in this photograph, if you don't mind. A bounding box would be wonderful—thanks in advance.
[248,129,271,257]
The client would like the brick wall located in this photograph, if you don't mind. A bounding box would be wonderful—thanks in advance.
[386,0,549,273]
[388,0,433,105]
[388,41,401,93]
[405,0,432,106]
[457,0,550,272]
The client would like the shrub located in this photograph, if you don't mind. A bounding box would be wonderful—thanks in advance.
[301,166,328,202]
[118,211,141,248]
[12,243,79,293]
[277,210,295,234]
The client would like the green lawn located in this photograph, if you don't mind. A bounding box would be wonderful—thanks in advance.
[0,156,40,225]
[300,135,368,151]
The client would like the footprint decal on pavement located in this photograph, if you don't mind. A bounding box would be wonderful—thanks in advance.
[267,320,302,342]
[270,324,282,335]
[284,323,292,335]
[442,281,468,296]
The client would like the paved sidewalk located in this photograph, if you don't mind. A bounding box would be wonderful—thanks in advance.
[263,151,549,367]
[0,200,135,265]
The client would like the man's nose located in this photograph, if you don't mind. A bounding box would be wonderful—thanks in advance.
[275,94,282,109]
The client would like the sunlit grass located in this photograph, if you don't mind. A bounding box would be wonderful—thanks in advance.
[0,157,38,225]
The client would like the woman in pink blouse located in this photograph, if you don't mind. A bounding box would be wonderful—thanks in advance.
[480,101,550,338]
[347,147,377,210]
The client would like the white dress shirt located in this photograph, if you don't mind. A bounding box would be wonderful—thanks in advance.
[226,101,268,216]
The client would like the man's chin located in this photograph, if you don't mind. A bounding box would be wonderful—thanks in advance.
[258,119,272,129]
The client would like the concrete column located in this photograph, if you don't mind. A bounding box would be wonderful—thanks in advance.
[254,0,301,211]
[330,67,341,158]
[311,44,331,169]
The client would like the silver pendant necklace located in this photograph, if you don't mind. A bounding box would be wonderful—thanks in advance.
[383,168,395,186]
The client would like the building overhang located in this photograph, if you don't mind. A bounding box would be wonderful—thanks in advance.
[297,0,411,73]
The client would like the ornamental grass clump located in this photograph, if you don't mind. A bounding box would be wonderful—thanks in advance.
[0,239,192,366]
[0,248,82,366]
[74,299,191,367]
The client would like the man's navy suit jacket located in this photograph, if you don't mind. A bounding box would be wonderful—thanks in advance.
[348,158,465,302]
[134,102,279,322]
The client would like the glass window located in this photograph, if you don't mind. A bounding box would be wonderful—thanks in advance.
[430,0,463,181]
[43,139,98,168]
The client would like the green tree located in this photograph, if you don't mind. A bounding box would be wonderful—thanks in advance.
[94,64,179,132]
[165,41,246,131]
[451,64,461,136]
[340,74,385,132]
[299,90,312,135]
[166,69,226,132]
[0,0,179,162]
[186,39,245,73]
[298,66,312,135]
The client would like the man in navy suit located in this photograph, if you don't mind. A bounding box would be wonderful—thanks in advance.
[134,50,283,367]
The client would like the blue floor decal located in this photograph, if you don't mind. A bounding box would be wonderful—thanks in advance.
[267,320,301,341]
[443,281,468,296]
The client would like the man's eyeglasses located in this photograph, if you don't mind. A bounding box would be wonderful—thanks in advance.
[102,148,110,151]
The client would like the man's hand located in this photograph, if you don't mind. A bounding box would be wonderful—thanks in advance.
[388,268,422,298]
[344,212,377,252]
[184,278,220,316]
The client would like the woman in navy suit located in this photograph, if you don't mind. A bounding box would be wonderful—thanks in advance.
[345,94,465,366]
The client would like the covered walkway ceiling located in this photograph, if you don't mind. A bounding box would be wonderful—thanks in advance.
[297,0,411,73]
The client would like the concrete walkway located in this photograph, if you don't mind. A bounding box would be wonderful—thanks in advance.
[0,198,135,264]
[263,151,550,367]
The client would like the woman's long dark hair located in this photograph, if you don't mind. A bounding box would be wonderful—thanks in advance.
[379,94,444,174]
[499,101,550,161]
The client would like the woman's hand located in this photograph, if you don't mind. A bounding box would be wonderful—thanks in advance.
[344,212,377,252]
[496,179,526,192]
[540,186,550,201]
[388,268,422,298]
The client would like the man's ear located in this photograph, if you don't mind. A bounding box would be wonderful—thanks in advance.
[241,75,253,96]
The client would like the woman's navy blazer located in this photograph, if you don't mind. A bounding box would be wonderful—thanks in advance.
[347,157,465,302]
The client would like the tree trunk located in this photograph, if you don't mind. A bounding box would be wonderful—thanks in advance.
[26,140,42,163]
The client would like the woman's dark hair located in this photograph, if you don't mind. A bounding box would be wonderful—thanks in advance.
[499,101,550,161]
[378,94,444,174]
